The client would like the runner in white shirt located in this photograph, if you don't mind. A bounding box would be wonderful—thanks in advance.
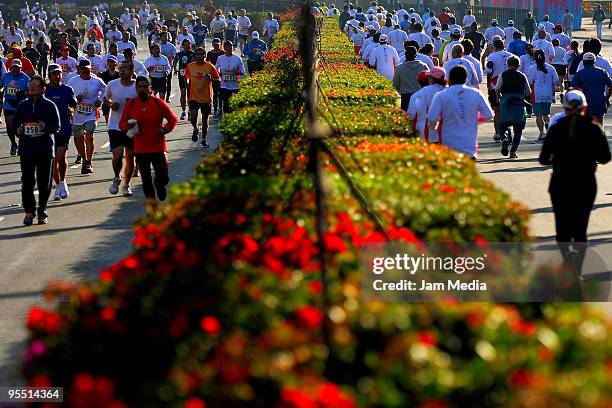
[427,65,494,158]
[106,24,122,45]
[408,67,447,139]
[552,25,571,49]
[442,27,463,63]
[532,30,554,62]
[215,40,245,117]
[484,20,504,46]
[263,13,280,40]
[362,37,380,65]
[503,21,518,46]
[366,16,380,32]
[122,48,147,76]
[55,46,77,84]
[388,24,408,55]
[462,10,476,28]
[176,27,195,47]
[519,44,536,75]
[540,15,555,34]
[144,43,171,100]
[407,9,422,25]
[526,50,559,140]
[461,39,483,83]
[532,24,552,42]
[138,6,149,37]
[370,34,400,80]
[49,15,65,31]
[4,27,23,46]
[443,44,479,87]
[117,31,137,55]
[408,23,431,49]
[80,44,104,76]
[67,59,107,174]
[119,8,131,28]
[236,9,251,52]
[104,60,137,197]
[100,44,125,73]
[349,25,367,54]
[575,39,612,77]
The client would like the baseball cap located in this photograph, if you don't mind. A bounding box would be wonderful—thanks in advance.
[212,38,221,44]
[252,31,259,39]
[451,27,461,35]
[538,23,545,30]
[583,52,596,62]
[492,35,502,42]
[48,64,62,74]
[507,20,514,25]
[11,59,22,67]
[491,19,498,25]
[107,55,118,62]
[379,33,388,43]
[78,59,91,68]
[426,67,446,79]
[563,89,587,109]
[417,70,428,82]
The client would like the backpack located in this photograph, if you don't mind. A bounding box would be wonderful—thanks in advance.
[568,52,582,75]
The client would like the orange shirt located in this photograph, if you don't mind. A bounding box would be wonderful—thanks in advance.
[184,61,220,104]
[119,96,178,154]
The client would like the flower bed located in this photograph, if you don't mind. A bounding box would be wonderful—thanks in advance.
[21,12,612,408]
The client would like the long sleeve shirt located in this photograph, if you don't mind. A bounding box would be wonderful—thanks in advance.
[119,96,178,154]
[14,95,61,157]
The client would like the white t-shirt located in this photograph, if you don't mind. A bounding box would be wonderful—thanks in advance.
[408,32,431,49]
[408,83,446,137]
[462,15,476,27]
[67,75,107,124]
[485,50,514,77]
[83,40,103,54]
[55,56,77,84]
[104,78,137,130]
[236,16,251,35]
[388,29,408,54]
[100,54,125,72]
[79,54,103,75]
[576,55,612,77]
[131,59,148,76]
[117,40,137,55]
[371,44,400,80]
[444,57,479,87]
[442,40,462,63]
[532,39,554,62]
[176,33,195,46]
[503,26,518,45]
[215,54,245,90]
[484,26,504,45]
[144,55,170,78]
[427,84,494,158]
[226,18,238,31]
[526,63,559,103]
[106,29,122,43]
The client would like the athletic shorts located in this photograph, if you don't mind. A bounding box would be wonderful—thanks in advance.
[533,102,552,116]
[73,120,97,137]
[151,76,167,93]
[55,133,71,149]
[178,75,188,89]
[108,129,133,150]
[188,100,211,115]
[553,64,567,78]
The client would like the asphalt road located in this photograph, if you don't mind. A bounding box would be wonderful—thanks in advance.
[0,39,229,383]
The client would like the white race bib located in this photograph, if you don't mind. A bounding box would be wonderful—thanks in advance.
[5,87,18,96]
[76,103,94,115]
[24,122,43,137]
[154,64,165,73]
[223,74,237,82]
[179,68,186,76]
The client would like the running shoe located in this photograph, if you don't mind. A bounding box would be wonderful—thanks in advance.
[10,143,17,156]
[157,186,167,201]
[85,162,94,174]
[38,212,48,225]
[509,151,518,159]
[201,139,210,148]
[538,132,546,142]
[74,155,82,165]
[180,111,186,120]
[122,184,133,197]
[23,213,34,226]
[109,177,121,194]
[501,139,509,156]
[59,181,69,199]
[493,134,501,142]
[192,128,199,142]
[81,162,88,174]
[53,186,62,201]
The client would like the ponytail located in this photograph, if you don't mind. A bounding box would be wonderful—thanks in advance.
[535,50,547,73]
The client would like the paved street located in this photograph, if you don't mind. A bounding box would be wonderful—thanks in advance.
[0,40,228,382]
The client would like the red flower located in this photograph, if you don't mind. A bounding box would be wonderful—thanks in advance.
[537,346,555,361]
[245,132,257,141]
[417,331,437,347]
[279,387,317,408]
[100,307,116,321]
[422,182,432,191]
[73,373,95,393]
[508,368,535,388]
[323,232,348,253]
[295,306,323,329]
[99,269,113,281]
[27,307,45,330]
[509,318,537,336]
[200,316,221,335]
[184,397,207,408]
[316,383,356,408]
[440,185,457,193]
[309,280,324,294]
[466,311,486,329]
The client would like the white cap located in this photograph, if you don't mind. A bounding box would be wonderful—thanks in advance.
[492,35,503,42]
[508,20,514,25]
[538,23,546,30]
[583,52,596,62]
[379,33,388,43]
[252,31,259,39]
[563,89,587,109]
[491,19,498,25]
[451,27,462,35]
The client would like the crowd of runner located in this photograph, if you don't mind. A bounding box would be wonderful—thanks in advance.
[1,1,278,226]
[329,2,610,256]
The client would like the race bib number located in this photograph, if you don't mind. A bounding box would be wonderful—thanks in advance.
[223,74,237,82]
[76,103,94,115]
[24,122,43,136]
[179,68,186,76]
[5,87,18,96]
[154,65,165,73]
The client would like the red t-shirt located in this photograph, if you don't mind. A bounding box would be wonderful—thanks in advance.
[119,96,178,154]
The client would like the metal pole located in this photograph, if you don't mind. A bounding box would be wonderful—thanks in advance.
[300,1,332,353]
